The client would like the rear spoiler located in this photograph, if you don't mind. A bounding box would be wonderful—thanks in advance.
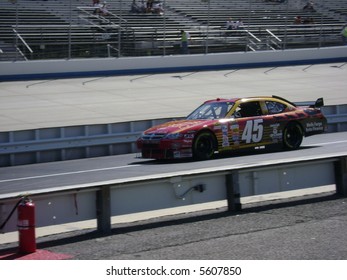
[272,96,324,108]
[294,98,324,108]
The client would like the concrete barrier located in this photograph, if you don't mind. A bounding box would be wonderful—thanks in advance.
[1,46,346,81]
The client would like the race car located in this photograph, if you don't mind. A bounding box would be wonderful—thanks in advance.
[136,95,327,160]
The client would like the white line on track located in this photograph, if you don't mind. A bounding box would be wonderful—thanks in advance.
[304,140,347,146]
[0,165,141,183]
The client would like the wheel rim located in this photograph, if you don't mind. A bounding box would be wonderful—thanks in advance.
[284,124,302,149]
[194,134,214,160]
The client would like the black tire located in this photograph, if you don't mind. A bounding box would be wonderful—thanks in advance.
[193,131,216,160]
[283,122,303,150]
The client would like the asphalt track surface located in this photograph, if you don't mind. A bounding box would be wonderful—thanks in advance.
[0,132,347,196]
[0,63,347,260]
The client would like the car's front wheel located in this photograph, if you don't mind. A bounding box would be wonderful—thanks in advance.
[193,131,216,160]
[283,122,303,150]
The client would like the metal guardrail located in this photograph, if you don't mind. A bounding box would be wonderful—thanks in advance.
[0,105,346,167]
[0,153,346,237]
[322,105,347,132]
[0,118,177,167]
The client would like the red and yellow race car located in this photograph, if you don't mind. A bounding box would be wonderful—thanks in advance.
[136,95,327,160]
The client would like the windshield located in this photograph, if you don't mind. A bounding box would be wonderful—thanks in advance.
[187,102,234,120]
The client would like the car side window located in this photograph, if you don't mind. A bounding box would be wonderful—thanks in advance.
[234,101,262,118]
[266,101,286,114]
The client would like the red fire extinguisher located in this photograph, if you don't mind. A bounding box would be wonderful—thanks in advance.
[17,196,36,254]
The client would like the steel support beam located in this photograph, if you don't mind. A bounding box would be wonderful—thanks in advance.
[96,186,111,234]
[335,156,347,196]
[226,172,241,212]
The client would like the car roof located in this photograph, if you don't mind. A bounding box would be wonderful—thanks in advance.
[203,96,296,107]
[203,97,239,104]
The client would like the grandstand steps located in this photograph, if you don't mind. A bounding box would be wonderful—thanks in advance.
[0,41,26,61]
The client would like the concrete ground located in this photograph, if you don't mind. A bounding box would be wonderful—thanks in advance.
[1,62,347,132]
[1,190,346,260]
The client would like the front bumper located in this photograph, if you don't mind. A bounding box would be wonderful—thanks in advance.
[137,139,193,159]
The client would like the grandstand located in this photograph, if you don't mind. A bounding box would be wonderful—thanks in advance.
[0,0,346,61]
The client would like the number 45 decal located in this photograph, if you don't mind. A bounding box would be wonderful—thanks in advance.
[242,119,264,143]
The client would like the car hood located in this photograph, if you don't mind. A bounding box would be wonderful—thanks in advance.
[143,119,216,135]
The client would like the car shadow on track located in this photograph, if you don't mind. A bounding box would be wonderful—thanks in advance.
[134,145,321,165]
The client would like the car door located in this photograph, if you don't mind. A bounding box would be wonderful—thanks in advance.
[263,99,290,145]
[231,100,268,149]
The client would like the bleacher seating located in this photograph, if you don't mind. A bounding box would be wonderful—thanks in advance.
[320,0,347,20]
[0,0,346,60]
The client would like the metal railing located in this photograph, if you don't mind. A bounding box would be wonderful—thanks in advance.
[266,29,283,50]
[12,28,33,60]
[7,23,343,60]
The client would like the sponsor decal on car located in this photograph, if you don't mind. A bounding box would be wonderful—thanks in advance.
[222,124,230,147]
[306,121,324,132]
[270,123,282,143]
[230,123,240,146]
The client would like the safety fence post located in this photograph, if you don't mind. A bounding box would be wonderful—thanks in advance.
[96,186,111,234]
[226,171,242,212]
[335,156,347,196]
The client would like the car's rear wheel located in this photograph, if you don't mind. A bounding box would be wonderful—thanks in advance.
[193,131,216,160]
[283,122,303,150]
